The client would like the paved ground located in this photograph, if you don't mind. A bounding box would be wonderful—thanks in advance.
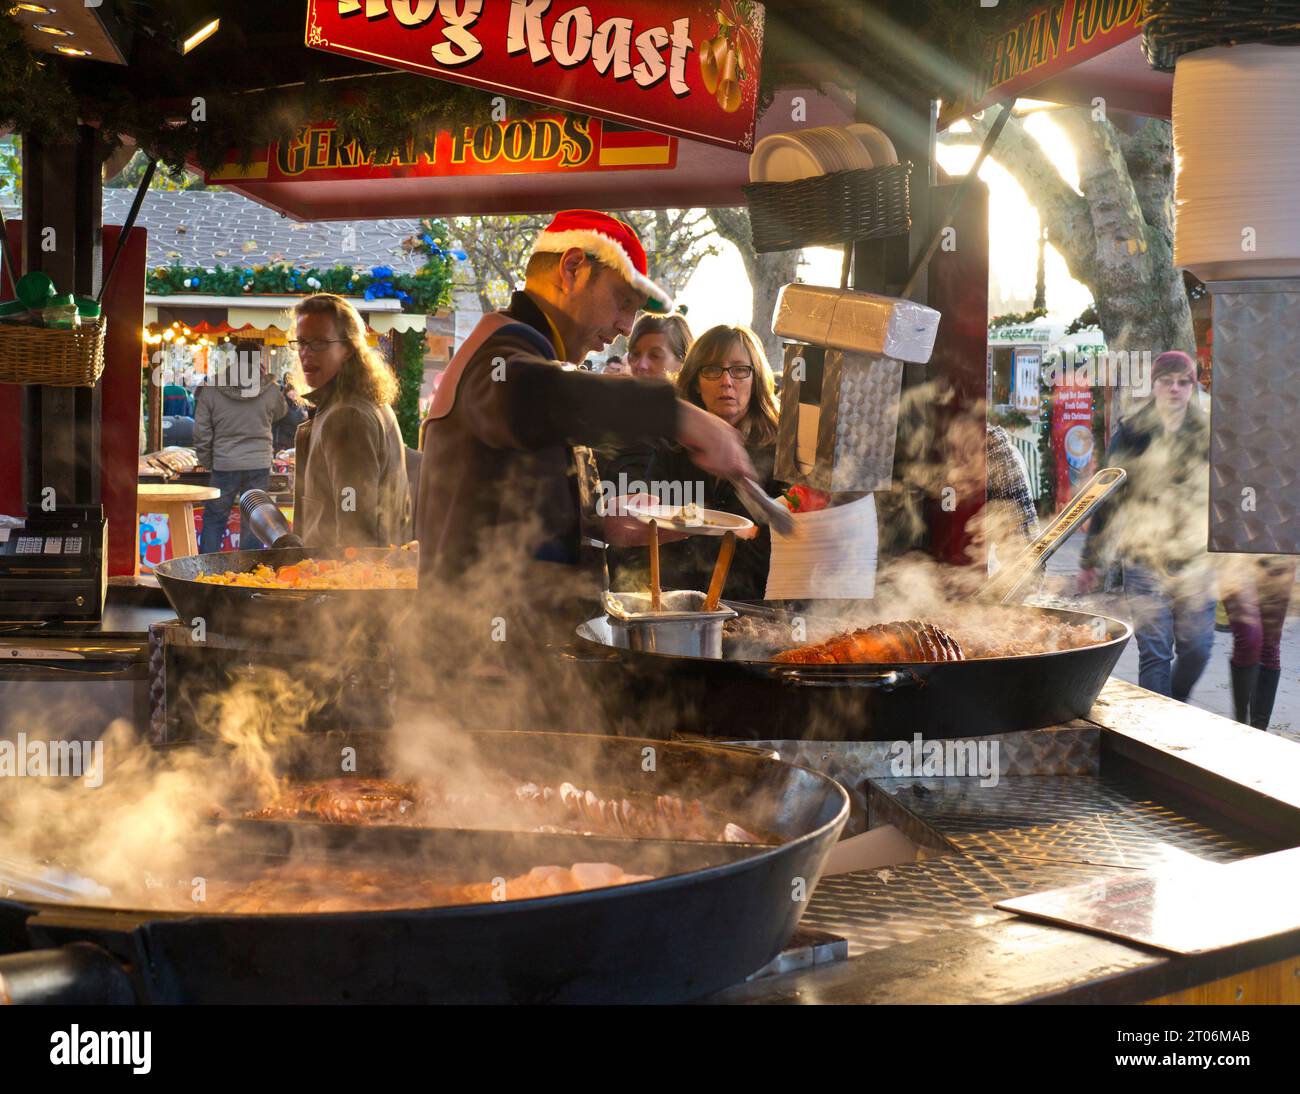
[1038,539,1300,744]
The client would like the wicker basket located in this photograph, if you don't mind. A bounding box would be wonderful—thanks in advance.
[1143,1,1300,71]
[743,162,911,254]
[0,319,107,387]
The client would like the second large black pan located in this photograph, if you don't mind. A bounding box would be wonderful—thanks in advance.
[153,546,416,640]
[568,600,1132,741]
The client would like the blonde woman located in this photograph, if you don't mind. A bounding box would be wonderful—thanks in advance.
[289,294,409,547]
[599,311,695,487]
[626,311,693,380]
[636,325,784,600]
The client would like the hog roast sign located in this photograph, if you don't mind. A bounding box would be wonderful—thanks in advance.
[304,1,765,152]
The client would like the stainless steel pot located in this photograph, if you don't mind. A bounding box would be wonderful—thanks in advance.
[604,590,737,658]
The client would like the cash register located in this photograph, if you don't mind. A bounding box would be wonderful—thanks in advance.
[0,504,107,622]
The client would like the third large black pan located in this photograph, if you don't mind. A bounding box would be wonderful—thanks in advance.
[4,731,848,1004]
[570,600,1132,741]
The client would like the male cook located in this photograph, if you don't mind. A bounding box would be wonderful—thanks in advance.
[417,210,752,610]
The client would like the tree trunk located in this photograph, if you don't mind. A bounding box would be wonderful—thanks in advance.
[707,206,800,372]
[954,107,1194,403]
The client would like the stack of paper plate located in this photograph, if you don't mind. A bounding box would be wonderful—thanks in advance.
[1174,45,1300,280]
[749,124,897,184]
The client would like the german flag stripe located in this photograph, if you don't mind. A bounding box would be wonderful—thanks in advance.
[207,148,271,182]
[597,144,674,167]
[599,126,673,150]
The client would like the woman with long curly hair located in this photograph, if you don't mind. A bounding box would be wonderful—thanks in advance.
[614,324,784,600]
[290,294,409,546]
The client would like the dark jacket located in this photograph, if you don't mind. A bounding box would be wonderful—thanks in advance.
[416,291,678,595]
[273,387,309,451]
[610,441,781,602]
[1081,401,1210,573]
[292,378,409,548]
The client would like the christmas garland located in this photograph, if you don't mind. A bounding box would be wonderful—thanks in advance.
[1065,305,1100,335]
[146,261,453,315]
[989,307,1047,330]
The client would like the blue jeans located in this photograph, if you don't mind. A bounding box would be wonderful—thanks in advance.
[1123,562,1216,701]
[200,469,270,554]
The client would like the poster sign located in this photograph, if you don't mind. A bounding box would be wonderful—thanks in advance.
[1051,373,1095,509]
[304,0,765,152]
[1013,349,1041,414]
[207,114,676,184]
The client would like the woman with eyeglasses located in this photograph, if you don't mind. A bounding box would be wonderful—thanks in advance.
[289,294,410,547]
[613,324,783,601]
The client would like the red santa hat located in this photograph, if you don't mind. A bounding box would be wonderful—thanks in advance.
[530,210,674,314]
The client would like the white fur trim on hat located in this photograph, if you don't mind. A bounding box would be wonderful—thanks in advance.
[531,228,674,312]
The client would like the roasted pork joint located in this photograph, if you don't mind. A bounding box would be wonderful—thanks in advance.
[775,620,965,664]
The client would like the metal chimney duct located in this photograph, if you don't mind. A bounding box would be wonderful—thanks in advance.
[1207,280,1300,554]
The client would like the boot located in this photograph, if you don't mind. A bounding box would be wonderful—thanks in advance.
[1251,667,1282,730]
[1230,664,1259,724]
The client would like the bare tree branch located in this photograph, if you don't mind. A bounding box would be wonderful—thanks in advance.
[708,205,800,370]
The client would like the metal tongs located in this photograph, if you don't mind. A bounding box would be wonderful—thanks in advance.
[975,467,1127,605]
[734,477,797,536]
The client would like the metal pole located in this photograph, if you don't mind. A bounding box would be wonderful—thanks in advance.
[901,99,1013,301]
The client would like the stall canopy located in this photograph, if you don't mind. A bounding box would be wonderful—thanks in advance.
[15,1,1174,223]
[199,1,1170,222]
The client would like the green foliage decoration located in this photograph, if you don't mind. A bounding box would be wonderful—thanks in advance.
[393,328,428,449]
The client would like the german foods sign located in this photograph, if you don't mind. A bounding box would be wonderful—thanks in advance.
[206,114,676,184]
[304,1,765,152]
[942,0,1145,125]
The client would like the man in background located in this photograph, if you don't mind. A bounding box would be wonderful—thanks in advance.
[194,341,287,553]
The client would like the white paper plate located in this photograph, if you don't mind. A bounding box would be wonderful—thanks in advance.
[831,127,873,170]
[799,128,844,173]
[749,133,822,183]
[847,123,897,167]
[625,497,755,537]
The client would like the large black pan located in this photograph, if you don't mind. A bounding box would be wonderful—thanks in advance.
[0,731,848,1004]
[568,600,1132,741]
[153,546,416,640]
